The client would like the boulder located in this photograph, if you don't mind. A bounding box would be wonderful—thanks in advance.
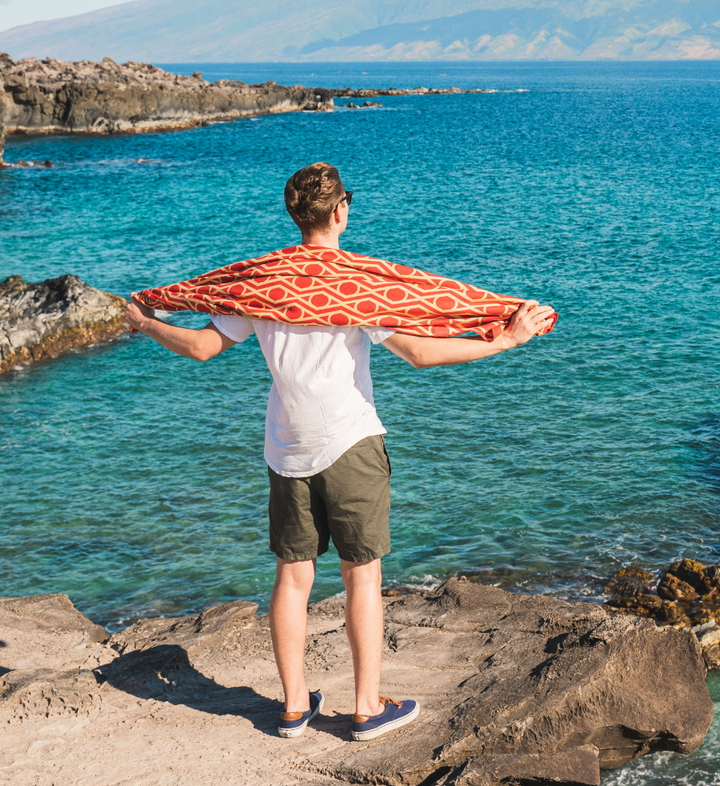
[0,580,713,785]
[658,573,698,602]
[0,274,127,374]
[668,558,718,596]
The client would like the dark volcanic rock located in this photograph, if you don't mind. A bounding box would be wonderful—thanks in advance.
[0,274,127,374]
[604,558,720,669]
[0,580,712,785]
[658,573,698,602]
[0,52,332,148]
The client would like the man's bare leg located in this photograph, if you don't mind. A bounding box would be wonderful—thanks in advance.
[270,557,316,712]
[341,558,384,717]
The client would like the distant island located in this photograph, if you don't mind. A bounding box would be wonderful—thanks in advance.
[0,0,718,62]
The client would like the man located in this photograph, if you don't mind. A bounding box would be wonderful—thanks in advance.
[125,162,555,741]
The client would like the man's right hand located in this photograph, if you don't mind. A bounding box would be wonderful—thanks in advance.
[505,300,556,348]
[125,293,155,333]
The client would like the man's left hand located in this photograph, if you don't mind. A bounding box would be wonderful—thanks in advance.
[505,300,556,347]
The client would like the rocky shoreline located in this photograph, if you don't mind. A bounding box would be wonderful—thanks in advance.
[0,53,495,166]
[0,578,713,786]
[604,557,720,669]
[0,53,333,165]
[0,274,127,375]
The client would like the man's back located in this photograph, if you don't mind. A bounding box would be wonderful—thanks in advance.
[211,314,393,477]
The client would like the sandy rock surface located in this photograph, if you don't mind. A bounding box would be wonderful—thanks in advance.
[0,579,713,786]
[0,274,127,374]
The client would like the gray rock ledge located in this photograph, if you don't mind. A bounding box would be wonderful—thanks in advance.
[0,578,713,786]
[0,274,127,374]
[0,52,333,164]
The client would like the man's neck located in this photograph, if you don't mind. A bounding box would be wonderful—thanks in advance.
[301,232,340,249]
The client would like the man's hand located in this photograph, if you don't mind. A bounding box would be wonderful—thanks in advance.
[505,300,555,348]
[125,293,155,333]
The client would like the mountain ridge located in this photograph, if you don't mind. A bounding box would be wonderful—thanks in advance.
[0,0,718,61]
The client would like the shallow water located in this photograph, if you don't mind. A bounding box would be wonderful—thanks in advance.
[1,61,719,784]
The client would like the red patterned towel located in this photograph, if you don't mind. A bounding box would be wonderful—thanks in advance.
[135,245,557,340]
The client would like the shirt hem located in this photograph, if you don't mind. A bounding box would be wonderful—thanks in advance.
[265,425,388,478]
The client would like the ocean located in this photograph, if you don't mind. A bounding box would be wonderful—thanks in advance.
[1,61,719,784]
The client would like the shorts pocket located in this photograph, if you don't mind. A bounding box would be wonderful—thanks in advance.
[380,436,392,477]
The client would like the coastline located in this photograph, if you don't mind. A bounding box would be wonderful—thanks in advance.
[0,54,493,166]
[0,53,333,165]
[0,578,713,785]
[2,60,719,786]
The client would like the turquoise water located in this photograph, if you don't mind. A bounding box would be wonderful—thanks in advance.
[1,61,719,783]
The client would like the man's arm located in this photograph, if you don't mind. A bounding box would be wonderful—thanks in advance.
[382,300,555,368]
[125,295,237,361]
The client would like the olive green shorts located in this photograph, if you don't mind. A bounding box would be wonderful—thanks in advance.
[268,435,392,563]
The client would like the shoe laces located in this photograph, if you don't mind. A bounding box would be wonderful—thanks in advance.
[379,696,401,708]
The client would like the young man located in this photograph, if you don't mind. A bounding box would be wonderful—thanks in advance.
[125,162,555,741]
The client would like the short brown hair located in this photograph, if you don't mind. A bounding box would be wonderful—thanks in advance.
[284,162,345,235]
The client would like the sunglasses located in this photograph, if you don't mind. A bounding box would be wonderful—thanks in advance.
[337,191,353,209]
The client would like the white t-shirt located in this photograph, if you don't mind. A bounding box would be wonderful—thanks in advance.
[211,315,395,477]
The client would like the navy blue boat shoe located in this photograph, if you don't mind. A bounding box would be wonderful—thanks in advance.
[351,696,420,741]
[278,690,324,738]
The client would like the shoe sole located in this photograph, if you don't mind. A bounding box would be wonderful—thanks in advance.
[351,702,420,741]
[278,694,325,738]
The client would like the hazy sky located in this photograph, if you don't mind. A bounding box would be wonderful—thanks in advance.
[0,0,124,33]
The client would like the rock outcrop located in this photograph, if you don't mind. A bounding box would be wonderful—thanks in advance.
[0,55,496,161]
[0,579,713,786]
[0,52,332,152]
[0,274,127,374]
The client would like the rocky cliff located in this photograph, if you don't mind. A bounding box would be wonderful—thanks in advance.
[0,274,127,374]
[0,52,332,157]
[0,579,713,785]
